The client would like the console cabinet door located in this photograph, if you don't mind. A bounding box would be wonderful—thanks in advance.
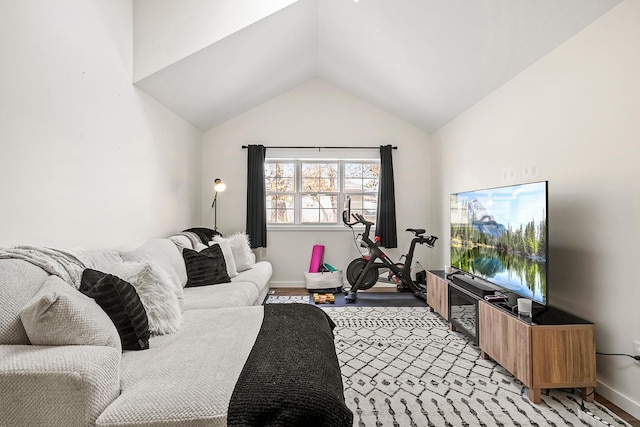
[427,272,448,319]
[531,325,596,389]
[479,301,532,386]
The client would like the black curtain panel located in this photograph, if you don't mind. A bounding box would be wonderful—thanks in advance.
[375,144,397,248]
[246,145,267,248]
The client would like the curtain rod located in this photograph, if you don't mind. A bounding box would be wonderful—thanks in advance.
[242,145,397,150]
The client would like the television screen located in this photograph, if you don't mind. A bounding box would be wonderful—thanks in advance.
[450,181,548,305]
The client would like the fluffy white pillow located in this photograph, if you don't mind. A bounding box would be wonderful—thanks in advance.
[127,263,182,335]
[213,232,255,272]
[208,240,238,278]
[100,261,183,335]
[20,275,122,351]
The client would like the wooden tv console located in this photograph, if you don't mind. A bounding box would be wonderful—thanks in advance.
[426,271,596,403]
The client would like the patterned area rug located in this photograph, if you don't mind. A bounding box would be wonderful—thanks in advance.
[322,306,630,427]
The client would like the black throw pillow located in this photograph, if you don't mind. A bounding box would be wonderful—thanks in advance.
[80,269,150,351]
[182,244,231,288]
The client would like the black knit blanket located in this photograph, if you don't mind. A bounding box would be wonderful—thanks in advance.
[227,304,353,426]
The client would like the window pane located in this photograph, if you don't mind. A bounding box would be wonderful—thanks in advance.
[363,164,380,178]
[280,163,295,177]
[301,194,337,223]
[302,177,318,192]
[265,162,295,192]
[302,194,319,208]
[321,178,337,192]
[344,178,362,192]
[302,163,319,177]
[301,209,319,223]
[362,194,378,223]
[319,195,337,222]
[267,209,294,223]
[363,178,378,192]
[266,195,294,224]
[277,178,294,192]
[345,163,363,178]
[265,163,277,177]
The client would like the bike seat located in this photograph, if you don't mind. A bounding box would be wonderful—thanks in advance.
[406,228,425,236]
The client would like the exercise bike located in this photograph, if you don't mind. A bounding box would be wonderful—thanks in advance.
[342,209,438,303]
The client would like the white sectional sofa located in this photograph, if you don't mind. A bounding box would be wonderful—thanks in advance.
[0,235,352,426]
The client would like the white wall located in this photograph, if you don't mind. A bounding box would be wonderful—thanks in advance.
[132,0,298,81]
[203,78,434,285]
[432,0,640,417]
[0,0,202,250]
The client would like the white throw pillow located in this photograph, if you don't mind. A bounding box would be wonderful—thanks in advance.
[214,232,255,272]
[169,235,193,251]
[126,263,183,335]
[20,275,122,352]
[99,261,183,335]
[208,240,238,278]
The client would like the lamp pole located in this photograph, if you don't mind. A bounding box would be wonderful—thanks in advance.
[211,178,226,231]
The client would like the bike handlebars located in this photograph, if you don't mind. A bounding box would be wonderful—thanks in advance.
[343,210,438,246]
[342,211,373,227]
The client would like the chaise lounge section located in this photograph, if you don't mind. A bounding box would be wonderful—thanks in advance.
[0,233,352,426]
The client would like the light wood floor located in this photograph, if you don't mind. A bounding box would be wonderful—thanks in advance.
[270,287,640,426]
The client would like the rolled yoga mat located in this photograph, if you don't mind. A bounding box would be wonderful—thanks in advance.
[308,245,325,272]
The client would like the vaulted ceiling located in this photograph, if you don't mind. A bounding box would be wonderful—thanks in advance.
[134,0,621,133]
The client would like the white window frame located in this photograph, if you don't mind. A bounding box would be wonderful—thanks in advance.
[265,156,380,230]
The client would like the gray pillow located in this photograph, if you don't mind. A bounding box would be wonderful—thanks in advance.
[20,275,122,352]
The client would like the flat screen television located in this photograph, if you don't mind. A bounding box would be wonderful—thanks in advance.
[450,181,548,305]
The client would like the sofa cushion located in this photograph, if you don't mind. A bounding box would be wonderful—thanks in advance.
[182,245,231,288]
[121,239,188,288]
[232,261,272,291]
[20,275,122,351]
[80,269,150,351]
[0,259,49,344]
[82,250,124,272]
[96,307,264,427]
[182,282,260,310]
[213,233,255,272]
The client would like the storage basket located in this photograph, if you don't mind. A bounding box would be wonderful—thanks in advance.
[304,270,344,293]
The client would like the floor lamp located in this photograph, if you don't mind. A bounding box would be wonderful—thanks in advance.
[211,178,226,231]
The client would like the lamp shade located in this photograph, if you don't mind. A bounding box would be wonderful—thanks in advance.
[214,178,226,192]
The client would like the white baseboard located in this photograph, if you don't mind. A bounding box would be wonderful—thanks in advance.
[596,380,640,420]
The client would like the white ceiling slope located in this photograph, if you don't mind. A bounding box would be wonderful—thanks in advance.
[134,0,622,133]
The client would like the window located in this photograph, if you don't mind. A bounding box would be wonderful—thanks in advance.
[265,160,379,226]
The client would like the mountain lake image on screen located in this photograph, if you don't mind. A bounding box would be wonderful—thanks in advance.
[450,181,548,305]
